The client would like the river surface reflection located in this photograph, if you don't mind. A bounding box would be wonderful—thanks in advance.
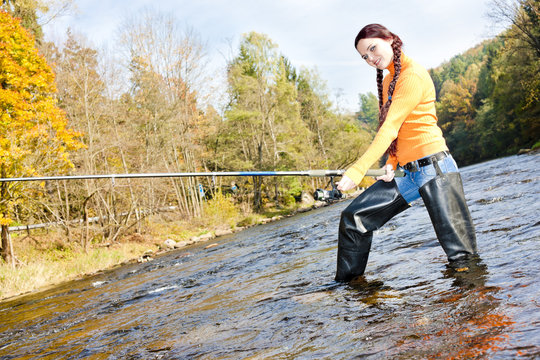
[0,153,539,359]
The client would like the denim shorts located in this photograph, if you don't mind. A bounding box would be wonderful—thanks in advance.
[395,154,459,204]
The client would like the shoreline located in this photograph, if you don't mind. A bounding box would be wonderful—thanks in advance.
[0,196,356,302]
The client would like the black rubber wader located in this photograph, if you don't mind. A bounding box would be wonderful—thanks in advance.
[335,179,409,282]
[419,159,477,262]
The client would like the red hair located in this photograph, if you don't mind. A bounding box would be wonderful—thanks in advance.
[355,24,403,156]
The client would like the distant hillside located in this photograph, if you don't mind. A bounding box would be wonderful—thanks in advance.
[428,33,539,165]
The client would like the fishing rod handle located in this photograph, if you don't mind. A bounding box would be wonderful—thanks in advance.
[306,170,345,177]
[307,169,405,178]
[365,169,405,178]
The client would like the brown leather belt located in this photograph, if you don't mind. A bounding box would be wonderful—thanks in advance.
[402,151,450,172]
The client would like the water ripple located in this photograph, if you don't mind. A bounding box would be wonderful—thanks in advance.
[0,153,539,359]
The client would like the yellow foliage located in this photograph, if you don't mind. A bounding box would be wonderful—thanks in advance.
[0,10,84,223]
[0,213,11,226]
[203,191,240,228]
[0,11,84,173]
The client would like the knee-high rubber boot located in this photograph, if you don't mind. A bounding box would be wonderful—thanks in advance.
[419,165,477,262]
[336,180,409,282]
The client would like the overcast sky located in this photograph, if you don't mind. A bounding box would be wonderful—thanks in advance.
[43,0,498,112]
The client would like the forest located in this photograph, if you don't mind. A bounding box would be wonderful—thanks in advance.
[0,0,538,270]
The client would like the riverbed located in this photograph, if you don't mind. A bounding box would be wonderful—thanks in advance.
[0,153,538,359]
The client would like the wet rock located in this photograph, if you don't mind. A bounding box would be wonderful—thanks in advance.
[173,241,189,248]
[92,281,108,287]
[301,191,314,204]
[163,239,176,249]
[215,229,233,237]
[205,243,219,250]
[518,148,532,155]
[199,233,214,240]
[190,233,214,243]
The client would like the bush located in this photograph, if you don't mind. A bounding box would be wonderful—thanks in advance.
[203,191,241,228]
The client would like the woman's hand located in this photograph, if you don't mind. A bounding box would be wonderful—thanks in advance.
[337,175,357,191]
[376,164,395,182]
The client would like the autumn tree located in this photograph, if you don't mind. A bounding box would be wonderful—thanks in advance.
[432,0,539,165]
[1,0,73,44]
[488,0,540,57]
[431,8,538,166]
[1,0,43,41]
[119,9,213,218]
[489,0,539,148]
[0,11,83,264]
[42,31,122,246]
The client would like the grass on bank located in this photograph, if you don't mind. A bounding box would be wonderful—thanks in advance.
[0,191,315,300]
[0,240,154,300]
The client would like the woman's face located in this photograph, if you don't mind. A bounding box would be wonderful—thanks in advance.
[356,37,394,70]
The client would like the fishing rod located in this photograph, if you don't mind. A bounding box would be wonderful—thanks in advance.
[0,169,405,203]
[0,169,405,183]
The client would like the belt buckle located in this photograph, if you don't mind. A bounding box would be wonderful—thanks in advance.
[405,162,419,172]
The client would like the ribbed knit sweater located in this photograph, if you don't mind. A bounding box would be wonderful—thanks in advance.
[344,52,448,184]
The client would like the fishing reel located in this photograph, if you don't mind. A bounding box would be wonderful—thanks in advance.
[313,176,343,203]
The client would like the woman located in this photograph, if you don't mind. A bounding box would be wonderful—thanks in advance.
[335,24,477,282]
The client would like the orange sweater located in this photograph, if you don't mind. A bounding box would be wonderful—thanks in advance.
[344,53,448,184]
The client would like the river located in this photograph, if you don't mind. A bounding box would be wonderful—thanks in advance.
[0,153,539,359]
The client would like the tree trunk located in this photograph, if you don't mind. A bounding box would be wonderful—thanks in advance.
[62,181,71,238]
[1,224,13,266]
[0,178,13,264]
[253,142,263,211]
[274,178,279,207]
[81,192,95,253]
[179,178,192,217]
[253,176,262,212]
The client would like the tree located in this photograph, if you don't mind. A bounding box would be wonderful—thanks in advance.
[119,9,213,218]
[488,0,540,57]
[43,31,117,247]
[296,67,372,174]
[486,0,540,152]
[1,0,44,41]
[296,67,330,166]
[1,0,74,44]
[220,32,313,210]
[0,11,83,264]
[357,92,379,130]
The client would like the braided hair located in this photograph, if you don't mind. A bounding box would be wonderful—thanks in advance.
[355,24,403,156]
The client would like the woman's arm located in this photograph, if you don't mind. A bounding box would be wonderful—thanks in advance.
[337,164,394,191]
[342,72,425,185]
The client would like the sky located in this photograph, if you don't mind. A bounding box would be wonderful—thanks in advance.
[43,0,499,113]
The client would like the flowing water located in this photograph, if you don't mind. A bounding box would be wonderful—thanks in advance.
[0,153,539,359]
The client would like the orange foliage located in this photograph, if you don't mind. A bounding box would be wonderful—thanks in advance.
[0,10,84,222]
